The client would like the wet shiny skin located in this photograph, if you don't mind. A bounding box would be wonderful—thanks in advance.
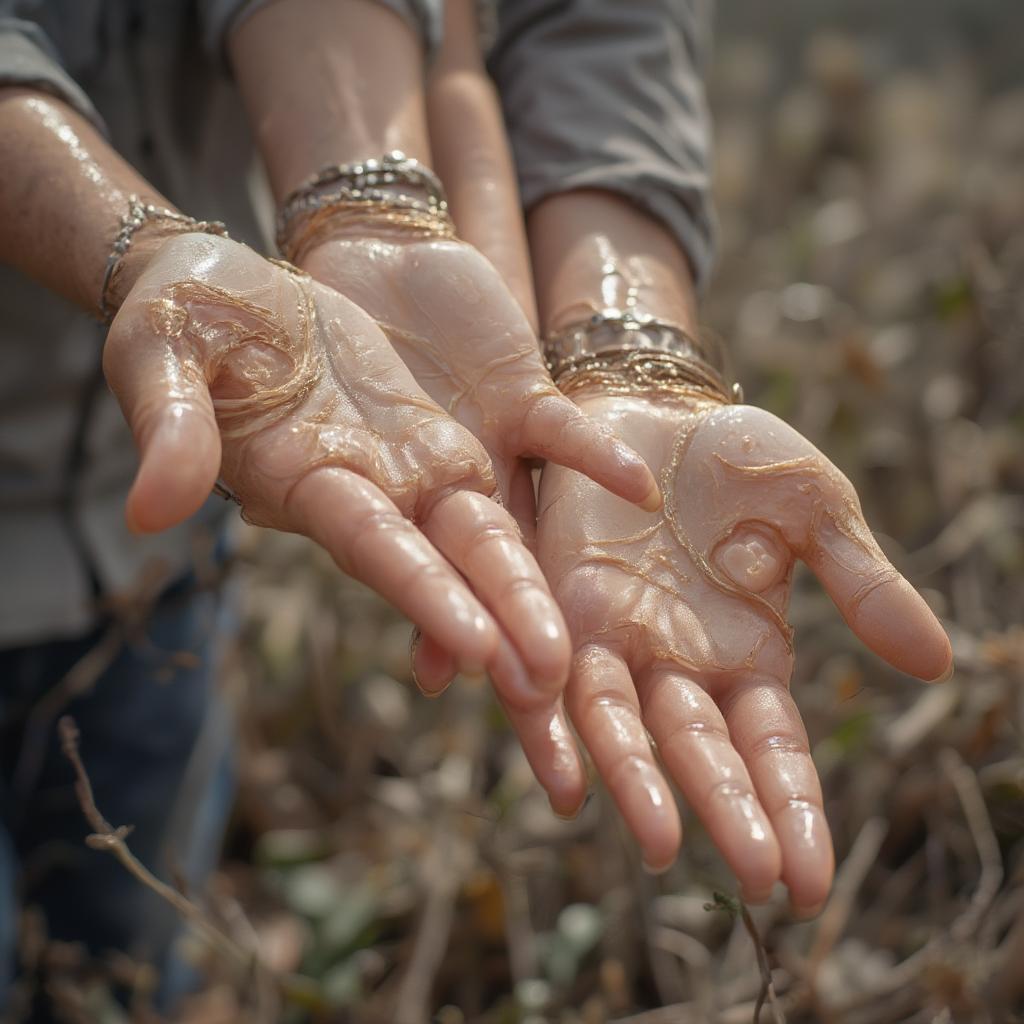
[103,233,576,709]
[300,235,662,516]
[536,392,952,911]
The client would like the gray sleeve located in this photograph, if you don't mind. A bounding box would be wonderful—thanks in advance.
[488,0,716,290]
[201,0,443,62]
[0,15,102,129]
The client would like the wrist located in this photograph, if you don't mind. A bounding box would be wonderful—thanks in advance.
[276,151,454,264]
[100,200,229,322]
[527,189,701,339]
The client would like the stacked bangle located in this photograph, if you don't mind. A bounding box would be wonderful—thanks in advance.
[544,310,742,405]
[275,150,454,259]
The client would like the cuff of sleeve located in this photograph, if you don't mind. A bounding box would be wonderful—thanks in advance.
[519,170,716,295]
[0,19,104,132]
[203,0,442,66]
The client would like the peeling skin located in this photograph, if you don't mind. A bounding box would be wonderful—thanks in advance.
[718,530,784,593]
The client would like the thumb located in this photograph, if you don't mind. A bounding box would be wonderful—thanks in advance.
[801,472,952,683]
[103,304,221,534]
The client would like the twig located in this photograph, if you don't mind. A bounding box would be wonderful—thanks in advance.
[651,926,716,1023]
[809,816,889,971]
[939,748,1003,941]
[393,683,486,1024]
[13,623,125,805]
[57,716,312,1008]
[739,904,785,1024]
[393,827,464,1024]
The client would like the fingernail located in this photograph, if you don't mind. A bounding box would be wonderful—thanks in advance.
[553,804,582,822]
[640,484,663,513]
[741,886,774,905]
[925,661,955,684]
[414,679,451,699]
[410,660,453,699]
[552,790,592,821]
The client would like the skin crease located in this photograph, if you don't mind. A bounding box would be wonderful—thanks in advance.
[104,232,579,709]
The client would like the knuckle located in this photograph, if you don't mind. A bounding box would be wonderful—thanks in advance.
[706,779,757,805]
[659,717,731,750]
[746,731,810,761]
[766,794,821,818]
[573,685,640,724]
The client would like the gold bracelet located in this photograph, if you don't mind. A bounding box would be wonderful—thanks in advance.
[544,312,742,405]
[277,196,455,264]
[99,195,228,324]
[276,150,451,257]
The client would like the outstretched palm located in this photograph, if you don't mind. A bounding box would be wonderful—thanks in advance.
[104,233,571,705]
[536,393,952,913]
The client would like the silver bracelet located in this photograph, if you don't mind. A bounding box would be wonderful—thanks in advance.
[276,150,449,252]
[99,195,228,325]
[544,310,742,404]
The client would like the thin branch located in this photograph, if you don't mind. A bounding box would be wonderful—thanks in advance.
[650,926,716,1023]
[57,715,313,1009]
[809,816,889,971]
[940,748,1003,942]
[393,827,463,1024]
[739,904,785,1024]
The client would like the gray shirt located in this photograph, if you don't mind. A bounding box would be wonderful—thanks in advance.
[0,0,713,646]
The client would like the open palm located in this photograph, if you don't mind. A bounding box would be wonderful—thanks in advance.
[104,233,571,704]
[536,393,952,913]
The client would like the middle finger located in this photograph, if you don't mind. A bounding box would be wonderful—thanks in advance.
[640,668,782,901]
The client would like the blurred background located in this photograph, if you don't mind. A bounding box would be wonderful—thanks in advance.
[39,2,1024,1021]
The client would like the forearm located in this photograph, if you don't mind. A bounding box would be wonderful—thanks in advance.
[228,0,432,202]
[0,88,173,314]
[527,189,700,338]
[426,0,536,324]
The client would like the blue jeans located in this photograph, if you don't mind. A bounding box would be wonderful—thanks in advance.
[0,573,236,1016]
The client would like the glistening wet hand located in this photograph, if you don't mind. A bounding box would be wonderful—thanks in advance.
[535,393,952,915]
[103,233,571,706]
[300,235,662,528]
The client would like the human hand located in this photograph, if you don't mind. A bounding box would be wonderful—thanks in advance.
[535,392,952,914]
[102,233,573,705]
[299,235,662,531]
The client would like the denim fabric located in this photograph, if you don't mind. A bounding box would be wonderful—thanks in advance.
[0,574,236,1016]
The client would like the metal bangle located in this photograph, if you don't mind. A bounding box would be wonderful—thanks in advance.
[276,150,450,253]
[544,310,742,404]
[99,195,228,325]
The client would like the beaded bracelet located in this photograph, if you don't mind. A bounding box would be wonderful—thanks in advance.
[99,195,228,324]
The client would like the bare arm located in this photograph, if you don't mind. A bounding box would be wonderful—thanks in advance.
[0,87,174,314]
[228,0,431,201]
